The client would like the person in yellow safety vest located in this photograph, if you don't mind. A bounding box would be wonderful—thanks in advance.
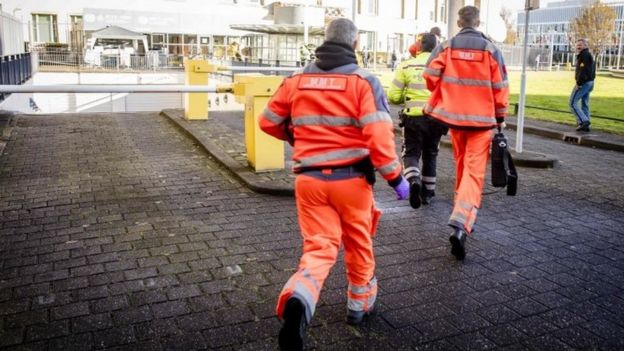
[388,32,447,209]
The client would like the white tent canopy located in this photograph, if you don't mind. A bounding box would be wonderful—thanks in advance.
[90,25,149,52]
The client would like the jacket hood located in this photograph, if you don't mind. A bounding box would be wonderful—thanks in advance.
[314,41,358,71]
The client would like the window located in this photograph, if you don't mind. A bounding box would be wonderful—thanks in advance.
[360,0,377,15]
[69,15,84,51]
[70,15,82,25]
[32,13,58,43]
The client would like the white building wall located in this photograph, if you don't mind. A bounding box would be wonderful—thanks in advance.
[0,12,25,55]
[1,0,272,45]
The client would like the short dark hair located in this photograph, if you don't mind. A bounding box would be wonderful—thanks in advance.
[430,27,442,37]
[420,33,437,52]
[458,6,480,28]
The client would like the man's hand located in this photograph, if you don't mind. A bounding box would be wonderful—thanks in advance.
[497,121,507,130]
[393,176,410,200]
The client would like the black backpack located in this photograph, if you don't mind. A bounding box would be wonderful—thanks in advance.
[491,129,518,196]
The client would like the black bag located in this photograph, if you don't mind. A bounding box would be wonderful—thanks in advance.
[491,129,518,196]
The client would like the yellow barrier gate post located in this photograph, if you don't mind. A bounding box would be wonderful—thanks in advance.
[233,74,285,171]
[184,60,214,120]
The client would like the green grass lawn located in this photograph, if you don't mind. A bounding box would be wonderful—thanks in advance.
[508,71,624,135]
[379,70,624,134]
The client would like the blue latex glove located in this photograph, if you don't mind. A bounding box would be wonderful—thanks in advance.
[393,176,410,200]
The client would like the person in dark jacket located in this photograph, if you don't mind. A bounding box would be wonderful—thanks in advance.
[569,38,595,132]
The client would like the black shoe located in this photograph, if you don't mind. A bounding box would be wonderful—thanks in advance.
[346,306,374,325]
[279,297,307,351]
[449,227,467,260]
[409,180,421,209]
[420,189,435,205]
[576,122,590,132]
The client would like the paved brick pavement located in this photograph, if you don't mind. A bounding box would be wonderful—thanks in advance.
[0,112,623,350]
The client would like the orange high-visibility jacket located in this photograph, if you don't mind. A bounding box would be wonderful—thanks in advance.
[259,63,402,182]
[423,27,509,129]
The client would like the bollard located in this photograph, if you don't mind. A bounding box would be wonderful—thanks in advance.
[184,60,215,120]
[233,74,285,171]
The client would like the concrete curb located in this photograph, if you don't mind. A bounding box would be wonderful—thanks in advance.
[160,110,295,196]
[0,111,18,156]
[505,121,624,153]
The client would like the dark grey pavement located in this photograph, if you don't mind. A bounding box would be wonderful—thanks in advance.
[1,111,624,350]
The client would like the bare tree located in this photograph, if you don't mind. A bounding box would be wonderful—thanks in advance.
[500,7,517,44]
[570,0,616,57]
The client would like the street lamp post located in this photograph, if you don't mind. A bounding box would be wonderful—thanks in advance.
[617,20,623,69]
[516,0,539,153]
[549,31,555,71]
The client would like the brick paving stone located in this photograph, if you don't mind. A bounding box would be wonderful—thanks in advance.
[48,333,94,351]
[0,111,622,349]
[91,325,137,348]
[522,334,575,351]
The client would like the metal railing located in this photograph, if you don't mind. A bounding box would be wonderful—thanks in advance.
[0,84,230,94]
[0,53,34,102]
[37,52,186,71]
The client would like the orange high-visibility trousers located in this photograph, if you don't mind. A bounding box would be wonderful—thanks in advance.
[276,174,380,323]
[448,129,492,233]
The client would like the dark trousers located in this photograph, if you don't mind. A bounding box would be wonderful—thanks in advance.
[401,115,446,194]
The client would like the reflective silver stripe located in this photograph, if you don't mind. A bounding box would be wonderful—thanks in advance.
[293,115,358,128]
[449,213,467,224]
[392,78,405,89]
[378,159,400,176]
[406,100,426,108]
[457,200,473,211]
[496,108,508,114]
[467,208,478,229]
[492,81,509,89]
[348,298,365,311]
[424,183,435,190]
[294,148,369,168]
[360,111,392,125]
[424,103,434,114]
[368,293,376,310]
[293,282,316,322]
[349,284,368,294]
[443,76,492,87]
[404,166,420,175]
[348,276,377,295]
[263,107,286,124]
[408,82,427,90]
[301,268,321,293]
[403,64,426,69]
[431,107,494,123]
[424,68,441,76]
[422,176,436,183]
